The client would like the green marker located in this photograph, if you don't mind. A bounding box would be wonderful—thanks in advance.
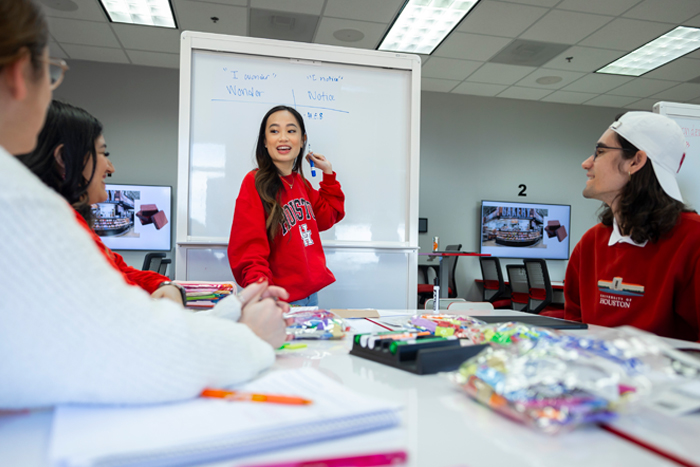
[389,336,455,354]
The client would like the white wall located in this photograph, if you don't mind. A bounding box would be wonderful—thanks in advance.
[54,60,625,293]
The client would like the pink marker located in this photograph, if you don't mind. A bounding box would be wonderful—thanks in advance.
[238,450,408,467]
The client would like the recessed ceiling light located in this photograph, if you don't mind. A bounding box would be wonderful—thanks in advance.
[99,0,177,28]
[596,26,700,77]
[334,29,365,43]
[378,0,481,55]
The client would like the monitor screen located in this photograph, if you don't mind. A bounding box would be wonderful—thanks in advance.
[479,200,571,260]
[93,184,172,251]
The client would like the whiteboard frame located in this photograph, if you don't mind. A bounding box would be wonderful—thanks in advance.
[175,31,422,307]
[654,101,700,119]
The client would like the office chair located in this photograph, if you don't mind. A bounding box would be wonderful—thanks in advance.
[479,257,511,309]
[142,253,166,272]
[417,244,462,305]
[523,259,565,317]
[158,258,172,277]
[506,264,529,312]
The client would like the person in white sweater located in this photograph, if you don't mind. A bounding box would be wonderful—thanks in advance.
[0,0,290,409]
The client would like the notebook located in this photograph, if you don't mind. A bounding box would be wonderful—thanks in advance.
[49,368,401,467]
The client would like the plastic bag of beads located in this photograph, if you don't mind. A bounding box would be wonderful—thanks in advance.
[469,321,560,346]
[285,310,348,340]
[452,326,693,434]
[409,314,486,339]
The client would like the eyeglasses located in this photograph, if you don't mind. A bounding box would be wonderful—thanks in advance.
[46,57,69,91]
[593,143,633,160]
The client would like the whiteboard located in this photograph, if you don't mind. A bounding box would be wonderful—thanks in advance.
[654,102,700,211]
[176,32,422,308]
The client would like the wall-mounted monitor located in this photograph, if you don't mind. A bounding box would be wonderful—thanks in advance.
[93,184,172,251]
[479,200,571,260]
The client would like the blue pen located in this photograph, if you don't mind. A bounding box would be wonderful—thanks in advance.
[308,143,316,177]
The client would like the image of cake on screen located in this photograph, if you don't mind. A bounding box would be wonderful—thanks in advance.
[92,184,172,251]
[480,200,571,260]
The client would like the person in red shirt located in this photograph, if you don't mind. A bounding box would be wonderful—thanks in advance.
[565,111,700,341]
[228,105,345,306]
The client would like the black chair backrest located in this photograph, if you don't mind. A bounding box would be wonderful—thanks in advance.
[444,244,462,298]
[142,252,166,272]
[479,256,506,302]
[158,258,172,277]
[523,258,553,314]
[506,264,529,312]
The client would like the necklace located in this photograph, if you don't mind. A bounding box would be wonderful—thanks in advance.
[281,174,294,189]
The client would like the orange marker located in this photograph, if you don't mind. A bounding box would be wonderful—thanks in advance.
[201,388,312,405]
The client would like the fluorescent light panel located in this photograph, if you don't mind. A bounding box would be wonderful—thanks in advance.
[378,0,480,55]
[596,26,700,76]
[100,0,176,28]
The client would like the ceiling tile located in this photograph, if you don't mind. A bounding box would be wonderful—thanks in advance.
[556,0,644,16]
[112,24,181,54]
[622,0,700,24]
[541,90,599,104]
[519,10,613,45]
[466,63,536,85]
[643,58,700,81]
[578,18,674,51]
[686,13,700,27]
[623,98,659,110]
[543,46,626,73]
[422,78,460,93]
[516,68,585,89]
[691,96,700,104]
[451,81,508,96]
[174,0,247,36]
[251,0,325,16]
[422,58,482,80]
[433,32,512,61]
[606,78,677,97]
[61,44,129,64]
[686,49,700,60]
[497,86,553,100]
[315,18,387,49]
[650,83,700,101]
[47,18,121,47]
[456,1,548,38]
[562,74,633,93]
[39,0,107,22]
[583,94,640,108]
[48,41,68,59]
[323,0,403,23]
[500,0,559,6]
[126,50,180,69]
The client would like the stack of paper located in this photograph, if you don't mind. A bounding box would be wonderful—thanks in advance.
[49,368,401,467]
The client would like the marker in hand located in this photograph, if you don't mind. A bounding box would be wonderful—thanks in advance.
[308,143,316,177]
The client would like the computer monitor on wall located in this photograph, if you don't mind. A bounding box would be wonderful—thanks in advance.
[479,200,571,260]
[93,184,172,251]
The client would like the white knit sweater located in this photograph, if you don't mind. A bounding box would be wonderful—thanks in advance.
[0,147,274,409]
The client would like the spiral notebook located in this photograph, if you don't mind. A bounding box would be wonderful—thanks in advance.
[49,368,401,467]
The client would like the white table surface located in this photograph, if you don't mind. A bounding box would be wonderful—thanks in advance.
[1,309,698,467]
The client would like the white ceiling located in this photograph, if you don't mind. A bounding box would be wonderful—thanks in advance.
[42,0,700,109]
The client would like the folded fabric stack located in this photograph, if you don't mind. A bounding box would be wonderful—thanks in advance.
[177,281,236,308]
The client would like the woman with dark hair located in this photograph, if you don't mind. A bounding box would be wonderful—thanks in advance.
[228,105,345,306]
[565,111,700,341]
[18,100,184,302]
[0,0,290,409]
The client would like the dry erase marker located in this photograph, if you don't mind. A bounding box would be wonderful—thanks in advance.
[238,450,408,467]
[308,143,316,177]
[200,388,312,405]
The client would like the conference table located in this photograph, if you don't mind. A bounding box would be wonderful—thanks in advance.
[1,309,699,467]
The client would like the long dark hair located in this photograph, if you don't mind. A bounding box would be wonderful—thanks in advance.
[600,116,690,243]
[254,105,308,242]
[18,100,104,224]
[0,0,48,75]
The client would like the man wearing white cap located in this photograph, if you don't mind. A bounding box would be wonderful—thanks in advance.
[565,112,699,341]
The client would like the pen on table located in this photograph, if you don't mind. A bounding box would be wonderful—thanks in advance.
[200,388,312,405]
[237,450,408,467]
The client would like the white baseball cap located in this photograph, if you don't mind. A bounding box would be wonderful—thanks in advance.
[610,111,687,202]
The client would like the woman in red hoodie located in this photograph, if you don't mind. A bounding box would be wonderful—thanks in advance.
[228,106,345,306]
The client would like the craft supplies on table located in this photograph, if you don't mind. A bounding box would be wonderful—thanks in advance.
[286,310,349,340]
